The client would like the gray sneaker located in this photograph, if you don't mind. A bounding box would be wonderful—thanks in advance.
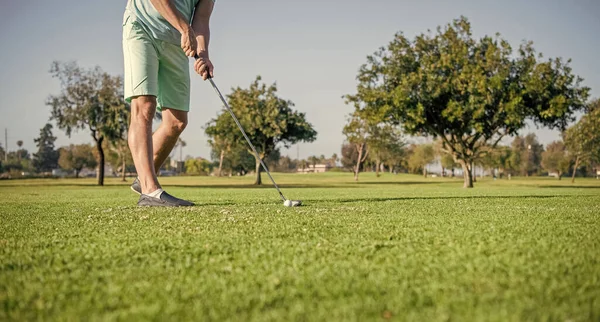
[130,178,142,195]
[138,191,194,207]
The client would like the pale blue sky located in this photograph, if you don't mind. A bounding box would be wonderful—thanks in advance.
[1,0,598,160]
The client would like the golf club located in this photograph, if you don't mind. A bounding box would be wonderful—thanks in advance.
[197,60,302,207]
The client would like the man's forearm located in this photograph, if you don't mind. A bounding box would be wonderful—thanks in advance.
[191,0,214,53]
[193,23,210,53]
[150,0,191,34]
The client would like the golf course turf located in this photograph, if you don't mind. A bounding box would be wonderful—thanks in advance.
[1,173,599,321]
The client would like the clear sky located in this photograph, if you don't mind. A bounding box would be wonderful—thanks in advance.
[1,0,598,160]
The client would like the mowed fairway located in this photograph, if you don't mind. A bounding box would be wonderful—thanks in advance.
[1,173,599,321]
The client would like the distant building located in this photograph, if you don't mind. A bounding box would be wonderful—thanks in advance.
[297,163,332,173]
[548,171,560,178]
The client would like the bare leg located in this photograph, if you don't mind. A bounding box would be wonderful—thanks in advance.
[152,108,188,173]
[128,96,160,194]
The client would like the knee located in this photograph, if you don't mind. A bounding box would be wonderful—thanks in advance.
[131,96,157,123]
[168,117,187,135]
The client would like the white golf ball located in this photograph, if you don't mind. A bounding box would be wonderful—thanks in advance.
[284,200,292,207]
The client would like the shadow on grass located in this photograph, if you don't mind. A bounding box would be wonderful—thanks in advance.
[539,185,600,189]
[190,194,564,207]
[333,195,567,204]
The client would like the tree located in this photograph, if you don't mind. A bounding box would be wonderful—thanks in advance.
[367,124,404,177]
[434,139,458,177]
[340,143,358,172]
[0,144,5,172]
[32,124,59,173]
[342,113,370,181]
[308,155,319,171]
[205,122,234,177]
[351,17,589,188]
[541,141,570,180]
[329,153,338,167]
[176,138,187,163]
[272,156,297,173]
[58,144,97,178]
[112,139,132,181]
[440,153,457,177]
[524,134,544,176]
[228,145,255,176]
[12,149,30,163]
[204,76,317,185]
[408,144,435,177]
[102,138,132,181]
[47,61,129,186]
[563,99,600,182]
[185,158,212,176]
[299,159,308,173]
[385,143,407,174]
[509,134,544,177]
[16,140,23,161]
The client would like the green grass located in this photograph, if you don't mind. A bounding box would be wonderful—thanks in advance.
[1,173,599,321]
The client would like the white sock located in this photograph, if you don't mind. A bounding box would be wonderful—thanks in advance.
[146,188,164,199]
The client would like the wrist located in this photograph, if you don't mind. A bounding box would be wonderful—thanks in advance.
[179,24,193,35]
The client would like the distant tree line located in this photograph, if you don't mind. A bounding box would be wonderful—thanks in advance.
[2,16,598,189]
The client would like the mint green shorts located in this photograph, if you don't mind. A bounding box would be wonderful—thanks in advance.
[122,15,190,112]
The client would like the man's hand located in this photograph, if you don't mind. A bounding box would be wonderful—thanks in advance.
[181,27,198,57]
[194,51,214,80]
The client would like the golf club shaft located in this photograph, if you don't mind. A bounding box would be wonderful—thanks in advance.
[207,78,287,202]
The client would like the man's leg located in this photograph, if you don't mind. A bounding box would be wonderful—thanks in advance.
[128,99,193,207]
[128,96,161,194]
[152,108,188,173]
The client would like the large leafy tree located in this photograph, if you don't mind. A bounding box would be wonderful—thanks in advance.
[541,141,570,180]
[350,17,589,187]
[205,76,317,185]
[563,99,600,182]
[32,124,60,173]
[47,61,129,186]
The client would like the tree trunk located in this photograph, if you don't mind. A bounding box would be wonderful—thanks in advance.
[96,136,104,186]
[218,150,224,177]
[471,161,476,183]
[422,166,427,178]
[121,156,126,182]
[451,168,455,177]
[571,156,580,183]
[442,167,445,177]
[376,160,381,177]
[558,171,562,180]
[254,158,262,185]
[354,144,363,182]
[460,160,473,188]
[75,169,80,178]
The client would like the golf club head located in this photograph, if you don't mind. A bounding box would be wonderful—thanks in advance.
[283,200,302,207]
